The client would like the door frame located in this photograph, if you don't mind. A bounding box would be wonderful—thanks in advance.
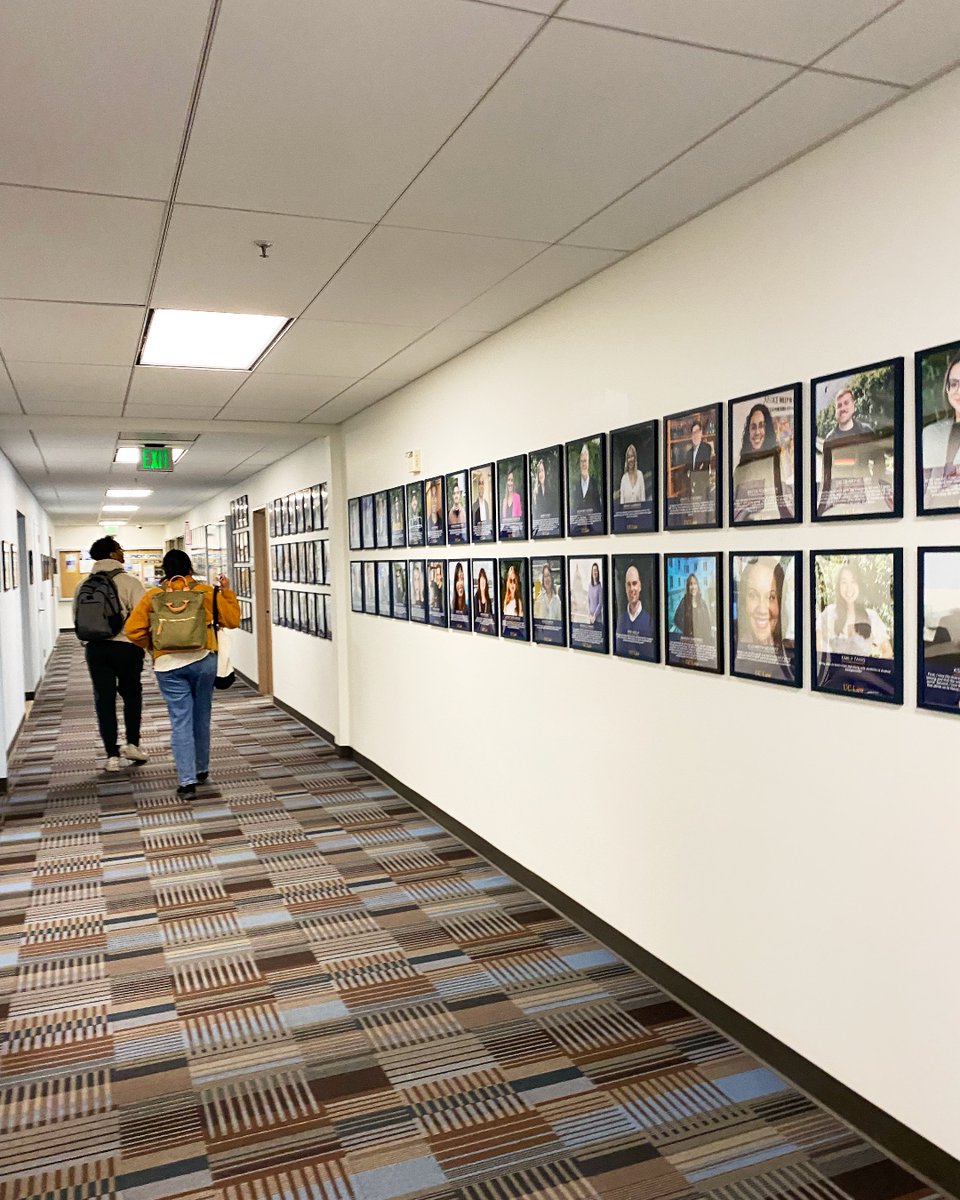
[253,507,273,695]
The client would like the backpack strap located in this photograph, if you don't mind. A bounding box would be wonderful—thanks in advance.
[213,586,221,633]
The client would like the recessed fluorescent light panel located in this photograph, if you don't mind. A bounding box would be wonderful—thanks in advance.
[102,505,139,512]
[106,489,152,498]
[99,520,127,527]
[114,447,186,464]
[138,309,290,370]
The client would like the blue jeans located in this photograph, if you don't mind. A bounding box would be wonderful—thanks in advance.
[155,654,217,786]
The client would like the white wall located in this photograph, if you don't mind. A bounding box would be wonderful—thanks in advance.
[0,448,58,773]
[342,69,960,1158]
[169,437,340,738]
[53,523,168,629]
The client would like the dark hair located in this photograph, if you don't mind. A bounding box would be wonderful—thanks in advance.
[475,567,491,613]
[162,549,193,579]
[691,420,702,434]
[89,536,120,560]
[686,572,700,599]
[834,560,871,640]
[739,402,778,458]
[942,347,960,413]
[453,562,467,612]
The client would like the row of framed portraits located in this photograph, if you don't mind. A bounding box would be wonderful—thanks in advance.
[272,587,332,639]
[1,541,19,591]
[348,338,960,549]
[230,494,250,531]
[269,483,328,538]
[40,554,56,583]
[238,598,253,634]
[270,540,329,586]
[349,547,960,715]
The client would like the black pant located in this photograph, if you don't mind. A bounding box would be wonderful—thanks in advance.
[85,641,145,757]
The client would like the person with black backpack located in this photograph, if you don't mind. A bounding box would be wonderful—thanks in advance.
[73,537,149,772]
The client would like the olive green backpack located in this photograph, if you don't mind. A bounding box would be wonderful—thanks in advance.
[149,577,209,651]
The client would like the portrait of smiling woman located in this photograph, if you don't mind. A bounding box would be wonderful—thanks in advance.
[730,386,799,525]
[732,553,799,686]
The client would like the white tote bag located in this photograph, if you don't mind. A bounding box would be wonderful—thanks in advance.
[213,588,236,690]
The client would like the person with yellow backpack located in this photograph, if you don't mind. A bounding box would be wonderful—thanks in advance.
[125,549,240,796]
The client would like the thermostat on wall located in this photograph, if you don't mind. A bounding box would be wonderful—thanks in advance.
[405,449,421,475]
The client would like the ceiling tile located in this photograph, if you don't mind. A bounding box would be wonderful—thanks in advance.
[223,372,354,416]
[385,20,792,241]
[218,397,332,423]
[359,325,490,383]
[309,383,394,424]
[22,399,124,418]
[0,432,45,475]
[127,366,245,408]
[556,0,893,63]
[304,226,546,326]
[0,1,209,198]
[445,244,624,330]
[123,402,225,421]
[815,0,960,85]
[0,187,163,303]
[474,0,557,11]
[152,205,372,315]
[0,301,142,366]
[260,319,425,377]
[7,361,130,407]
[0,368,19,414]
[567,71,900,250]
[177,0,542,219]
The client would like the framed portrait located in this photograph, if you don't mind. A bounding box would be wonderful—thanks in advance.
[11,549,18,589]
[306,542,316,586]
[1,542,8,590]
[362,561,377,615]
[729,385,801,526]
[567,555,608,654]
[529,445,564,540]
[278,590,287,629]
[321,593,331,639]
[348,498,362,550]
[497,454,528,541]
[918,547,960,713]
[406,481,425,547]
[445,469,470,545]
[408,559,428,624]
[471,558,498,637]
[811,549,902,705]
[270,546,278,582]
[499,557,529,641]
[730,552,801,688]
[303,490,315,534]
[376,561,392,617]
[392,561,409,621]
[321,482,329,530]
[448,558,472,631]
[531,555,566,647]
[268,502,277,538]
[271,591,279,625]
[425,476,446,546]
[311,483,323,532]
[916,339,960,515]
[565,435,606,537]
[612,554,659,663]
[306,591,317,636]
[609,422,658,534]
[295,492,306,535]
[664,405,721,530]
[279,544,288,582]
[389,485,406,548]
[427,559,448,627]
[664,553,723,673]
[320,540,329,586]
[273,498,283,536]
[470,463,496,544]
[374,490,390,549]
[361,494,375,548]
[812,357,903,521]
[350,561,363,613]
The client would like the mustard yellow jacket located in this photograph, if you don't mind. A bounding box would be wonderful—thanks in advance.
[124,577,240,661]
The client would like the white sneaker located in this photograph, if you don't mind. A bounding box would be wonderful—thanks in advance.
[104,756,124,772]
[121,744,149,763]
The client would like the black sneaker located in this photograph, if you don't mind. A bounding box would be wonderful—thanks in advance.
[177,784,196,797]
[197,772,209,784]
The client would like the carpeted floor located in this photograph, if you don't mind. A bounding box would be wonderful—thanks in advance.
[0,638,944,1200]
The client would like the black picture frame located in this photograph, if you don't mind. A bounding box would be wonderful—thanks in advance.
[446,469,470,546]
[565,435,607,537]
[531,555,566,647]
[362,561,377,615]
[664,405,722,531]
[389,485,406,548]
[812,356,904,522]
[915,339,960,516]
[471,558,498,637]
[392,561,409,621]
[470,463,496,544]
[427,559,447,627]
[375,490,390,549]
[425,476,446,546]
[271,591,279,625]
[320,483,329,530]
[269,503,277,538]
[529,445,565,540]
[918,546,960,713]
[567,554,608,654]
[728,384,801,527]
[361,494,375,549]
[730,552,801,688]
[311,484,324,531]
[348,498,362,550]
[497,454,528,541]
[350,561,363,613]
[320,540,329,586]
[609,422,658,534]
[376,561,392,618]
[448,558,472,632]
[664,552,724,673]
[303,490,315,534]
[810,548,903,705]
[611,553,659,663]
[406,481,425,547]
[499,557,529,641]
[408,559,427,624]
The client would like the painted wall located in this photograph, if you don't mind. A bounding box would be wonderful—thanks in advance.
[169,437,341,739]
[341,68,960,1157]
[53,523,168,629]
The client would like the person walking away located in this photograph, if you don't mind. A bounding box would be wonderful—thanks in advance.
[73,536,148,772]
[124,549,240,796]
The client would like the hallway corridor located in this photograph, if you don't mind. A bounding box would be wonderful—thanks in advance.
[0,640,942,1200]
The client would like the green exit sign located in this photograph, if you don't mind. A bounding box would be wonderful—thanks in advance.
[140,446,173,472]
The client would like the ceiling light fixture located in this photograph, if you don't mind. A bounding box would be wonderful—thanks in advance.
[138,308,290,370]
[102,504,139,512]
[99,520,127,527]
[106,489,153,498]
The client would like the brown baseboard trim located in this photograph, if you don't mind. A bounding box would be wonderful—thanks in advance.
[346,745,959,1200]
[24,691,35,701]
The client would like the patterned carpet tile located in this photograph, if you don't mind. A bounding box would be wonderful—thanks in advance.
[0,638,945,1200]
